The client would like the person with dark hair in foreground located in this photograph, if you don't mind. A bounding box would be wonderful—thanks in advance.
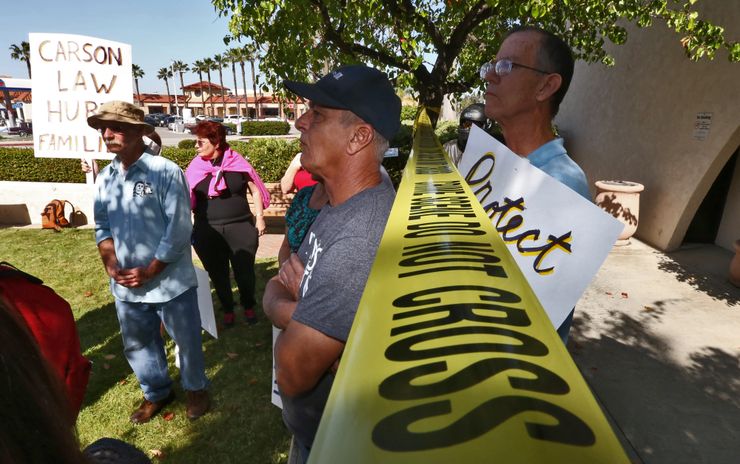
[0,300,152,464]
[0,300,86,464]
[0,262,91,420]
[185,120,271,327]
[481,25,589,343]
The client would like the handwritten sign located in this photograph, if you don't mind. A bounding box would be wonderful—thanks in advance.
[457,126,623,329]
[29,33,133,159]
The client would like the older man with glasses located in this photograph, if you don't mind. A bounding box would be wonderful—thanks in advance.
[88,101,211,424]
[481,26,590,344]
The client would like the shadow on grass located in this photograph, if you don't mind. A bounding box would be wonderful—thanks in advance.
[161,258,291,463]
[75,300,129,408]
[78,259,291,463]
[569,305,740,464]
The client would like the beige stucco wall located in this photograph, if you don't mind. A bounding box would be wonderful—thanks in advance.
[716,155,740,250]
[0,181,94,227]
[556,2,739,252]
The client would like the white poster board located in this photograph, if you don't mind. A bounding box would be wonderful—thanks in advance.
[458,126,623,328]
[29,33,133,159]
[194,265,218,339]
[271,326,283,409]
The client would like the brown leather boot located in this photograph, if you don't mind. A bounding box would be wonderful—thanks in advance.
[130,390,175,424]
[186,389,211,420]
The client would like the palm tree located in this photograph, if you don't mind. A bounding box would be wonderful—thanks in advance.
[234,48,250,119]
[245,43,260,119]
[202,57,216,116]
[9,41,31,78]
[213,53,228,117]
[132,64,145,106]
[226,48,242,119]
[192,59,208,115]
[157,67,173,113]
[172,60,189,110]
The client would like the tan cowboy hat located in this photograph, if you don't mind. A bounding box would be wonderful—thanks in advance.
[87,101,154,132]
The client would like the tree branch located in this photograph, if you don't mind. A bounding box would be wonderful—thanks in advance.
[311,0,412,71]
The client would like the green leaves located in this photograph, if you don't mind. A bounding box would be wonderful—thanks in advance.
[211,0,738,113]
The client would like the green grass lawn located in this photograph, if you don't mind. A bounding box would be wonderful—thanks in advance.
[0,228,291,463]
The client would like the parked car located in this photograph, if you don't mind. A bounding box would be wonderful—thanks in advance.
[165,116,183,130]
[7,122,33,136]
[144,115,158,126]
[223,115,248,124]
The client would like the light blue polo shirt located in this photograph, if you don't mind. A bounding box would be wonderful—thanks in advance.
[94,151,196,303]
[527,138,590,200]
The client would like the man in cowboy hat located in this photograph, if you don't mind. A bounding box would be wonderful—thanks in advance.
[89,100,210,424]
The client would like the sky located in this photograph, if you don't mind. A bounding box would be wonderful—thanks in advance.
[1,0,260,94]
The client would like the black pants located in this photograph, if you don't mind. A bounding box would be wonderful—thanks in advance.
[192,220,258,313]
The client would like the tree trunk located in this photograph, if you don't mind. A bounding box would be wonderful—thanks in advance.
[135,79,141,107]
[250,60,259,119]
[206,70,215,115]
[26,60,32,79]
[198,71,205,115]
[179,73,188,109]
[240,62,250,119]
[231,62,240,118]
[165,80,172,114]
[418,86,444,128]
[218,69,227,117]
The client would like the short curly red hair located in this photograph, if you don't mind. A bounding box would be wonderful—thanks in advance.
[193,121,228,151]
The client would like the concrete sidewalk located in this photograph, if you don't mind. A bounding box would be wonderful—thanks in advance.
[570,239,739,464]
[253,234,740,462]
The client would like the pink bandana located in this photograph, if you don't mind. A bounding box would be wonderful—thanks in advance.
[185,147,271,210]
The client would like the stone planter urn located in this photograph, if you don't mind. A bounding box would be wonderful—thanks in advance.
[730,239,740,287]
[594,180,645,246]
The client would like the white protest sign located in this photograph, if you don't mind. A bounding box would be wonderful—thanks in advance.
[29,33,133,159]
[271,326,283,409]
[194,265,218,339]
[458,125,623,328]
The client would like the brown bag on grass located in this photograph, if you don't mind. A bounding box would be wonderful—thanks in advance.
[41,199,72,231]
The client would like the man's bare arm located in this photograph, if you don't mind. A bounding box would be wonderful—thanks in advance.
[263,276,298,329]
[275,320,344,397]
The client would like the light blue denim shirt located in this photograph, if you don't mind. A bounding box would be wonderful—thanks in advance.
[527,138,591,200]
[94,151,196,303]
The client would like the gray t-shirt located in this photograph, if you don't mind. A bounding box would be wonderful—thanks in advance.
[281,178,395,450]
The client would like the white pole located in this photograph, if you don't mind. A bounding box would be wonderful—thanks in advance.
[171,61,181,132]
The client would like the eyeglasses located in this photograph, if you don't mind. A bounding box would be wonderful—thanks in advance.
[196,139,210,147]
[479,59,551,79]
[97,124,130,134]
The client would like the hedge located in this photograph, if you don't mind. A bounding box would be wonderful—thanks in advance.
[221,120,290,136]
[0,138,300,184]
[0,122,457,187]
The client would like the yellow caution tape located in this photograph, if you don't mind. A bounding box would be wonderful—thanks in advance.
[309,110,629,463]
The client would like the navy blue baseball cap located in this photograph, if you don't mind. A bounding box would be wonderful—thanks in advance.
[284,64,401,141]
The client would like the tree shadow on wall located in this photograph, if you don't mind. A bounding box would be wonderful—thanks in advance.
[569,308,740,464]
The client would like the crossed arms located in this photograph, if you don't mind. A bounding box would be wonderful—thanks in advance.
[263,254,343,397]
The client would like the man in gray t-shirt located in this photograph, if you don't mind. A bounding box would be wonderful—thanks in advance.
[262,64,401,463]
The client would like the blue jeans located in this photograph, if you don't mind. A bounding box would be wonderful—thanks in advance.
[114,287,209,402]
